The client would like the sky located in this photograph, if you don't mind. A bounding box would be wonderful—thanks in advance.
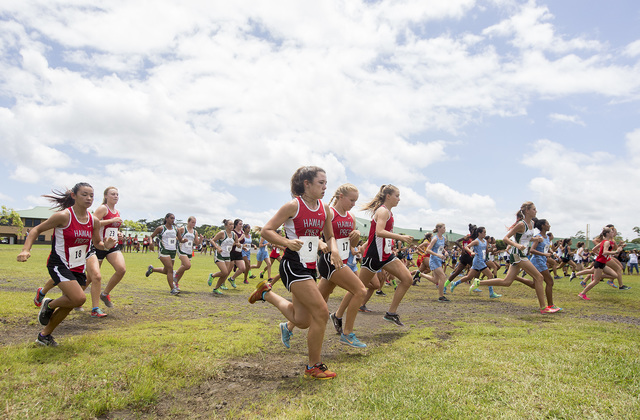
[1,0,639,240]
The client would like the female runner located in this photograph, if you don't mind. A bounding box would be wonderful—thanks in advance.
[229,222,252,285]
[527,218,562,311]
[251,230,273,281]
[411,233,436,286]
[578,227,621,299]
[248,165,340,379]
[426,223,449,302]
[207,219,236,295]
[449,226,500,298]
[91,187,126,308]
[358,185,414,326]
[314,183,368,347]
[471,202,558,314]
[174,216,202,289]
[18,183,116,346]
[146,213,180,295]
[227,219,246,288]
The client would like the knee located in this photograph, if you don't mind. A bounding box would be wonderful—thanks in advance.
[184,262,192,270]
[116,266,127,277]
[70,293,86,307]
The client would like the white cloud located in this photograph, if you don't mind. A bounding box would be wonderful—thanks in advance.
[522,138,640,238]
[1,0,639,237]
[549,113,585,126]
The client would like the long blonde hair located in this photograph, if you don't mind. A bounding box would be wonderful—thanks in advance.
[361,184,399,215]
[328,183,358,207]
[509,201,534,229]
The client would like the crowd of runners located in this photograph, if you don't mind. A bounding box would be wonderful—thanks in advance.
[15,167,635,379]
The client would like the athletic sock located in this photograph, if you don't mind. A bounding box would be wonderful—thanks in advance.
[443,279,451,288]
[488,286,495,294]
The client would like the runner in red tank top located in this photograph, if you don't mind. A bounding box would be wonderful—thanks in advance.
[248,166,340,380]
[17,183,116,346]
[358,184,414,327]
[292,184,368,348]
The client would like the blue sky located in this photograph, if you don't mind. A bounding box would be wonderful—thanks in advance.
[1,0,639,239]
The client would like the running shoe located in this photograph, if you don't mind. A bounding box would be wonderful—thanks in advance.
[548,305,563,312]
[35,333,58,347]
[469,279,480,294]
[244,280,249,284]
[450,282,458,294]
[34,287,45,307]
[383,312,404,326]
[220,285,228,290]
[304,363,336,380]
[330,312,343,335]
[569,272,576,282]
[248,279,272,304]
[619,285,631,290]
[438,296,450,303]
[577,293,590,301]
[489,293,502,299]
[375,290,386,297]
[607,280,618,289]
[38,298,54,326]
[554,276,562,280]
[473,288,483,292]
[340,332,367,348]
[280,322,292,349]
[212,288,223,296]
[170,287,180,295]
[100,293,114,308]
[540,306,560,314]
[228,278,237,289]
[359,305,372,313]
[260,272,264,279]
[412,271,421,282]
[580,280,587,287]
[91,308,108,318]
[208,273,213,286]
[145,265,153,277]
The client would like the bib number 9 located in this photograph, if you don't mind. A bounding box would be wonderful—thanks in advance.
[298,236,319,264]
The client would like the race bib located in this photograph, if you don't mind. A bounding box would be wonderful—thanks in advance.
[224,245,232,253]
[543,245,549,254]
[437,245,444,255]
[384,238,393,254]
[337,237,350,261]
[186,240,193,249]
[298,236,319,264]
[104,227,118,240]
[68,245,86,269]
[481,250,486,260]
[168,238,176,247]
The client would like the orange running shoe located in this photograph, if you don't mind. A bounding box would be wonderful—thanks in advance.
[304,363,337,380]
[248,279,272,304]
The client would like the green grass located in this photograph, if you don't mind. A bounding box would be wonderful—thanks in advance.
[1,244,639,419]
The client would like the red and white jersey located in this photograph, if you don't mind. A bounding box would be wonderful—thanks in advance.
[331,206,355,263]
[596,240,611,264]
[364,205,394,261]
[100,206,121,242]
[47,208,94,273]
[283,196,326,269]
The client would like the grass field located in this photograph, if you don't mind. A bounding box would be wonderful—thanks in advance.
[1,244,639,419]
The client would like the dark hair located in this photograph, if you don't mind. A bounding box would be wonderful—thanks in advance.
[233,219,243,229]
[471,226,485,240]
[562,238,571,246]
[533,218,547,231]
[163,213,175,225]
[468,224,476,234]
[43,182,93,210]
[290,166,325,197]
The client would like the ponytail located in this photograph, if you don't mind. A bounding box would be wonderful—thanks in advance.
[361,184,399,215]
[43,182,93,210]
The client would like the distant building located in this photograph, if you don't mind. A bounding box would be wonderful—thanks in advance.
[0,206,56,245]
